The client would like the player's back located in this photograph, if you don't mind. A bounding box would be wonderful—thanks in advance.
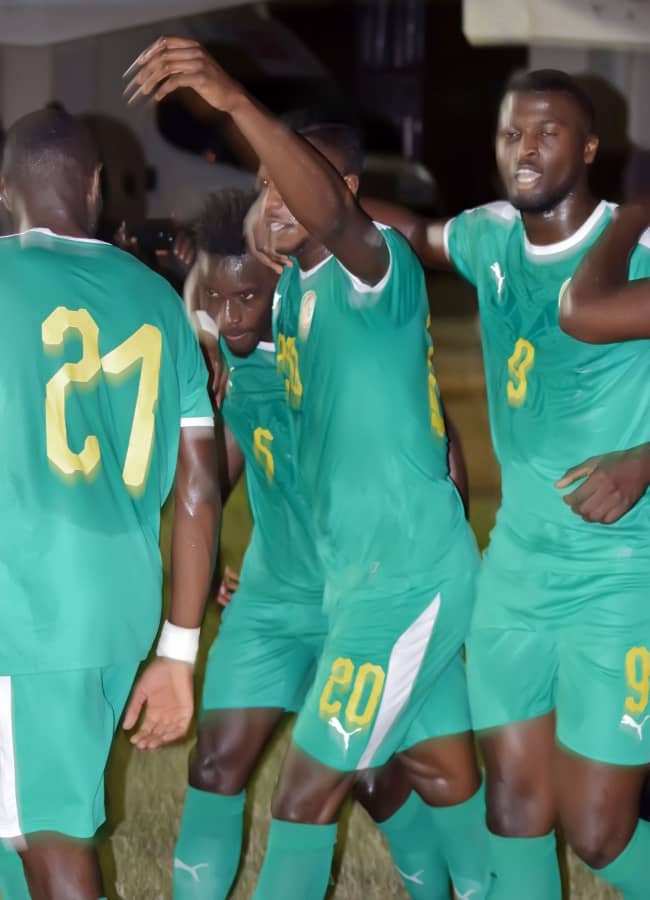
[221,339,323,600]
[0,230,211,673]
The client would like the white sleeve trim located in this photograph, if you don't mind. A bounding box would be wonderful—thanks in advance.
[442,218,453,262]
[181,416,214,428]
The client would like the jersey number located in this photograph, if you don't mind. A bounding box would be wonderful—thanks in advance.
[507,337,535,407]
[625,647,650,715]
[42,307,162,494]
[319,657,386,729]
[276,332,303,408]
[426,315,445,437]
[253,427,275,483]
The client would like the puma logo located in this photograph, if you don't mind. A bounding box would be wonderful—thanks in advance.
[620,713,650,741]
[397,867,425,886]
[490,261,506,297]
[455,888,478,900]
[327,717,362,751]
[174,858,209,882]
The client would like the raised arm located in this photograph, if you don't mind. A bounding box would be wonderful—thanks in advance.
[560,203,650,343]
[124,426,220,748]
[362,198,454,272]
[125,38,388,286]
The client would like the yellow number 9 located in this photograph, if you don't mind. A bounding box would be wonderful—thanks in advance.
[507,337,535,407]
[625,647,650,714]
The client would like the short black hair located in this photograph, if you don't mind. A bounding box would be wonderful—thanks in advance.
[502,69,596,133]
[2,108,100,185]
[282,110,364,177]
[195,188,258,257]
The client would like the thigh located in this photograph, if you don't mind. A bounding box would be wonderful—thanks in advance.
[202,593,325,714]
[556,746,647,867]
[293,570,472,773]
[1,664,138,841]
[557,580,650,767]
[398,651,472,749]
[271,739,355,825]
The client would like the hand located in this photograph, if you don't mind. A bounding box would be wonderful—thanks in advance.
[244,191,292,276]
[555,446,650,524]
[123,37,242,112]
[173,229,196,272]
[123,657,194,750]
[114,221,144,260]
[217,565,240,607]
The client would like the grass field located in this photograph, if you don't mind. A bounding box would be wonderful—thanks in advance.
[95,480,620,900]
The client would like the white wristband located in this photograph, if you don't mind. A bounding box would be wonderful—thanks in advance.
[156,620,200,664]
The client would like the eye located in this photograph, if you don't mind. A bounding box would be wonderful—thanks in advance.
[241,292,255,302]
[541,130,558,138]
[207,289,219,299]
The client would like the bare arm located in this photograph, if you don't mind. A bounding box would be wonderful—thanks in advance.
[560,203,650,343]
[361,198,454,272]
[126,38,388,286]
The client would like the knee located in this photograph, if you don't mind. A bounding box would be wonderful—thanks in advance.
[564,814,634,870]
[486,774,553,838]
[189,731,248,795]
[399,738,481,808]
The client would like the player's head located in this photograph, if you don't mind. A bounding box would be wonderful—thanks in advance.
[194,188,277,358]
[496,69,599,213]
[258,120,364,256]
[0,108,102,234]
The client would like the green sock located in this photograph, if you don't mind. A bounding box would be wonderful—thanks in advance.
[378,791,449,899]
[429,782,490,899]
[487,830,561,899]
[173,786,245,899]
[252,818,337,900]
[0,842,30,900]
[589,819,650,899]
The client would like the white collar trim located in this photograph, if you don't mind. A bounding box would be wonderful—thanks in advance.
[524,201,608,257]
[257,340,275,352]
[24,227,108,245]
[299,253,333,280]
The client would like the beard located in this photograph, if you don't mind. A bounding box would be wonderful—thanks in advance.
[507,168,581,215]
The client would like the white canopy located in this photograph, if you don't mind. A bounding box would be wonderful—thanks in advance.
[464,0,650,49]
[0,0,251,45]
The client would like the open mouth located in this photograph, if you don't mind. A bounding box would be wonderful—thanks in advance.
[223,332,250,344]
[514,167,543,188]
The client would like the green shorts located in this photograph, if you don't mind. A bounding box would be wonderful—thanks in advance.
[201,588,328,714]
[0,663,139,839]
[292,556,477,772]
[467,557,650,766]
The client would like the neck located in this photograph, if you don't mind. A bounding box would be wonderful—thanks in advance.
[17,203,92,239]
[521,188,599,247]
[296,239,330,272]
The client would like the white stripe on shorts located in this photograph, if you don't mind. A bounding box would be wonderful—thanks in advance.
[357,593,441,770]
[0,677,21,838]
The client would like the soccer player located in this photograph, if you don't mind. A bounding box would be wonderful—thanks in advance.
[125,38,489,900]
[369,70,650,898]
[0,109,219,900]
[174,187,474,900]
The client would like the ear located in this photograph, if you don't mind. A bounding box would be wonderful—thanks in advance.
[0,175,12,211]
[343,173,359,196]
[584,133,599,166]
[89,164,103,207]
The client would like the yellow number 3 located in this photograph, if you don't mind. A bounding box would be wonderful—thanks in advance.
[42,307,162,494]
[507,337,535,407]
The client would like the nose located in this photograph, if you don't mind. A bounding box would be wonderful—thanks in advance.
[224,298,242,326]
[517,132,539,163]
[264,181,286,215]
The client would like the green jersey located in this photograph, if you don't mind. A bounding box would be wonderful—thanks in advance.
[0,229,213,674]
[446,200,650,571]
[273,224,469,598]
[220,339,323,599]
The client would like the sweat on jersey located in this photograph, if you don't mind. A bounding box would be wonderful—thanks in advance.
[445,200,650,572]
[0,229,213,674]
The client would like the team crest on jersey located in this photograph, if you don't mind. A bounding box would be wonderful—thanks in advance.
[298,290,317,341]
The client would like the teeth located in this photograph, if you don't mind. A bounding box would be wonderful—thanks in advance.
[515,169,541,183]
[270,222,285,232]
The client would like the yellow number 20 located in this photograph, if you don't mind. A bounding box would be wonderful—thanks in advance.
[507,337,535,407]
[319,657,386,729]
[625,647,650,715]
[42,307,162,494]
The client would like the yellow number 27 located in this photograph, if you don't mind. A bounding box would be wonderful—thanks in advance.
[42,307,162,494]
